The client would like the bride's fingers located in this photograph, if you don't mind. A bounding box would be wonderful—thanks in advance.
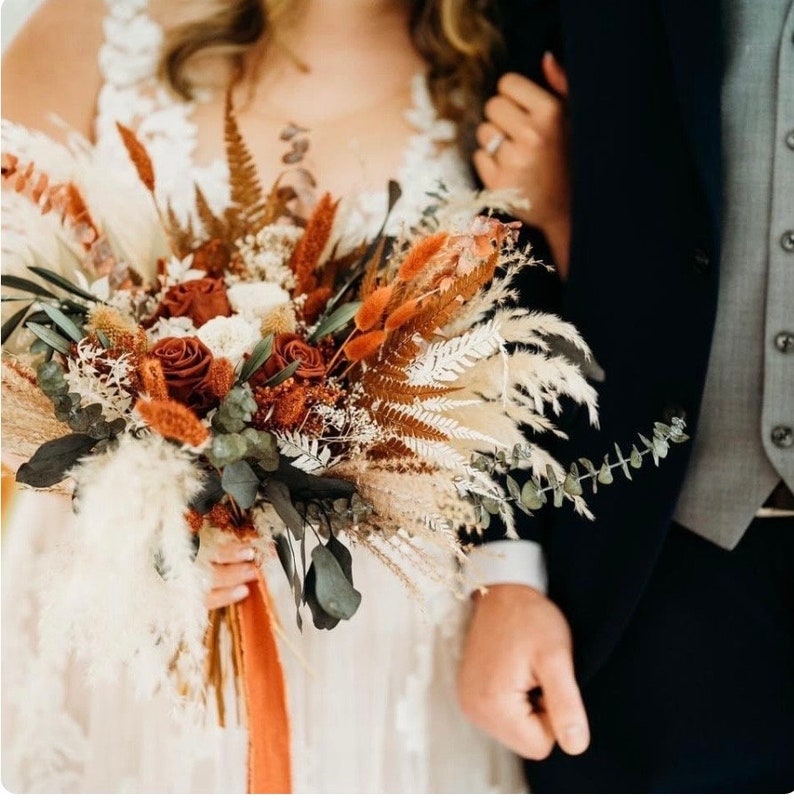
[212,541,257,564]
[211,561,259,590]
[206,584,250,611]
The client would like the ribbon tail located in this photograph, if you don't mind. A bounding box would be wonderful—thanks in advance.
[234,568,292,794]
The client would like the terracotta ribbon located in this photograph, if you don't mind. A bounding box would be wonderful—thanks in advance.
[231,569,292,794]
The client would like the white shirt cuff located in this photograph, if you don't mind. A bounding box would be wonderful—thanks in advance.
[463,540,548,596]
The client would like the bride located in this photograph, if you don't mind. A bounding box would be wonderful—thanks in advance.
[2,0,570,792]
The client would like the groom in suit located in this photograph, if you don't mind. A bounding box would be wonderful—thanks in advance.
[459,0,794,791]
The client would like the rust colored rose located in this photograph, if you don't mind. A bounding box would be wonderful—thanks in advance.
[159,277,232,327]
[149,336,215,411]
[255,334,326,384]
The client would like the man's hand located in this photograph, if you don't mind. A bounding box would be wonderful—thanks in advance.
[457,583,590,760]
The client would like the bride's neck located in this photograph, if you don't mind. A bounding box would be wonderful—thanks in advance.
[258,0,417,75]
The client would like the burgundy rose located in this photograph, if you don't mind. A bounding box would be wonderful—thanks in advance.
[254,334,326,384]
[159,277,232,327]
[149,336,215,411]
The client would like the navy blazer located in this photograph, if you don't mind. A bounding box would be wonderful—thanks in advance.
[495,0,724,683]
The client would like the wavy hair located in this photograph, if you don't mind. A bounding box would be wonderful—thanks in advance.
[159,0,502,153]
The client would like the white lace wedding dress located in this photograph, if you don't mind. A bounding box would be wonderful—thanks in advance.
[1,0,526,793]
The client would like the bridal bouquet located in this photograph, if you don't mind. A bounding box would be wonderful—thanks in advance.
[1,111,686,698]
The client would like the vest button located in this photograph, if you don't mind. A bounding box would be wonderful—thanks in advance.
[693,248,711,274]
[774,331,794,354]
[770,426,794,449]
[781,230,794,253]
[786,129,794,150]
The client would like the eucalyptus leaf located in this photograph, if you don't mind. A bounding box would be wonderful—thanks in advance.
[24,321,71,354]
[629,445,643,469]
[41,304,85,342]
[308,300,361,343]
[28,266,101,302]
[0,274,58,299]
[274,532,295,586]
[265,359,301,388]
[311,543,362,621]
[520,479,545,511]
[506,475,521,502]
[613,442,633,480]
[545,465,564,508]
[303,564,341,630]
[481,495,500,515]
[597,459,614,485]
[1,303,32,344]
[16,433,96,488]
[238,334,274,384]
[262,479,305,540]
[221,460,261,509]
[96,330,111,349]
[563,463,583,495]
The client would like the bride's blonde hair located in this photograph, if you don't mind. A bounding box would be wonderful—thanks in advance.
[160,0,502,152]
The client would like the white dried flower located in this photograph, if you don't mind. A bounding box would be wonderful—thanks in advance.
[227,280,292,321]
[146,315,196,343]
[196,314,260,366]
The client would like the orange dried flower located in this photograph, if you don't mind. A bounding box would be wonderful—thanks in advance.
[344,330,386,363]
[396,232,448,283]
[136,397,209,447]
[303,286,333,325]
[290,193,339,294]
[116,122,155,192]
[140,357,170,401]
[185,508,204,535]
[384,298,421,332]
[354,286,393,332]
[206,358,235,400]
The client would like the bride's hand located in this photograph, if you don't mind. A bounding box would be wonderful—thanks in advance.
[204,541,260,610]
[474,52,571,277]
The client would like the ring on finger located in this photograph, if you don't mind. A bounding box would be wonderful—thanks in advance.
[484,131,506,157]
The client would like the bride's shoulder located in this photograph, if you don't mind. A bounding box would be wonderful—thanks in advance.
[2,0,105,142]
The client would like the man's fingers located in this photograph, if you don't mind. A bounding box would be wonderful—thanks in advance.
[461,688,556,761]
[542,51,569,98]
[535,650,590,755]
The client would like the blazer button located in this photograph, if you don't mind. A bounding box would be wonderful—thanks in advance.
[781,231,794,252]
[774,331,794,354]
[693,248,711,274]
[770,425,794,449]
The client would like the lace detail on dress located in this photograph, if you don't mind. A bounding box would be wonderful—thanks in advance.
[95,0,229,223]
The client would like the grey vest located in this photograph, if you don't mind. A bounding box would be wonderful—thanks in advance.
[674,0,794,549]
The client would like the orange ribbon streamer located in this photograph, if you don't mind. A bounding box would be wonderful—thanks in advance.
[232,569,292,794]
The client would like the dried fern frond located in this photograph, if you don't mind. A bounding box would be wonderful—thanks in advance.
[2,154,100,249]
[223,89,267,239]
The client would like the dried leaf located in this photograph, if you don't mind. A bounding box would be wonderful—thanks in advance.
[115,122,155,192]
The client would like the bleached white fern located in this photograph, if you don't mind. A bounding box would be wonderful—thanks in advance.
[385,402,509,449]
[406,319,504,386]
[277,430,334,474]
